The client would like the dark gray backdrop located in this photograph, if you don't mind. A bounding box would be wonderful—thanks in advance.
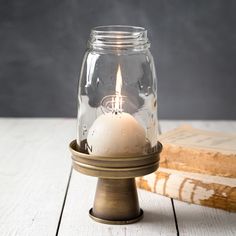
[0,0,236,119]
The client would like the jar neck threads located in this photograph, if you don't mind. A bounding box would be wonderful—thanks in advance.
[89,25,150,52]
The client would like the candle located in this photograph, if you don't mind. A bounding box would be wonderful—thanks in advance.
[87,65,146,157]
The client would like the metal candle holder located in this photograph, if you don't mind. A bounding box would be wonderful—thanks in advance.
[69,139,162,224]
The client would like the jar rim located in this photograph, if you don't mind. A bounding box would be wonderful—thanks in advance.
[89,25,150,51]
[91,25,146,34]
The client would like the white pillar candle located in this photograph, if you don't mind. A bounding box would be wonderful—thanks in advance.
[87,112,146,157]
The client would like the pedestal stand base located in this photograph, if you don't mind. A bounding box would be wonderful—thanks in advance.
[89,178,142,224]
[89,208,143,225]
[69,139,162,225]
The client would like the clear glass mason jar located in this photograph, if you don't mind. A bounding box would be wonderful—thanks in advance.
[76,25,159,156]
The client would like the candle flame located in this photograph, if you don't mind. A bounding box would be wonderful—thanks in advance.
[115,65,123,111]
[116,65,122,95]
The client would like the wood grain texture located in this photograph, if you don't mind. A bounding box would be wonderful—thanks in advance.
[0,118,73,236]
[58,171,177,236]
[174,200,236,236]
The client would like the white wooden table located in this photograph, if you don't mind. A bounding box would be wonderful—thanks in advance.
[0,119,236,236]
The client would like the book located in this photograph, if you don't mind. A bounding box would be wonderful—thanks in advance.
[137,125,236,211]
[159,125,236,178]
[137,168,236,212]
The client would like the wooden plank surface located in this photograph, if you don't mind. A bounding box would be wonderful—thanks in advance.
[0,118,73,236]
[174,200,236,236]
[58,171,177,236]
[161,120,236,236]
[1,119,236,236]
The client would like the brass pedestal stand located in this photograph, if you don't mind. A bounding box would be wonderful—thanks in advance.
[69,140,162,225]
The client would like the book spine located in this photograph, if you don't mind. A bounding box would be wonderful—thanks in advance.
[136,168,236,212]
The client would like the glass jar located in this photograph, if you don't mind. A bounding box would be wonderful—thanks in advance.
[76,25,159,156]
